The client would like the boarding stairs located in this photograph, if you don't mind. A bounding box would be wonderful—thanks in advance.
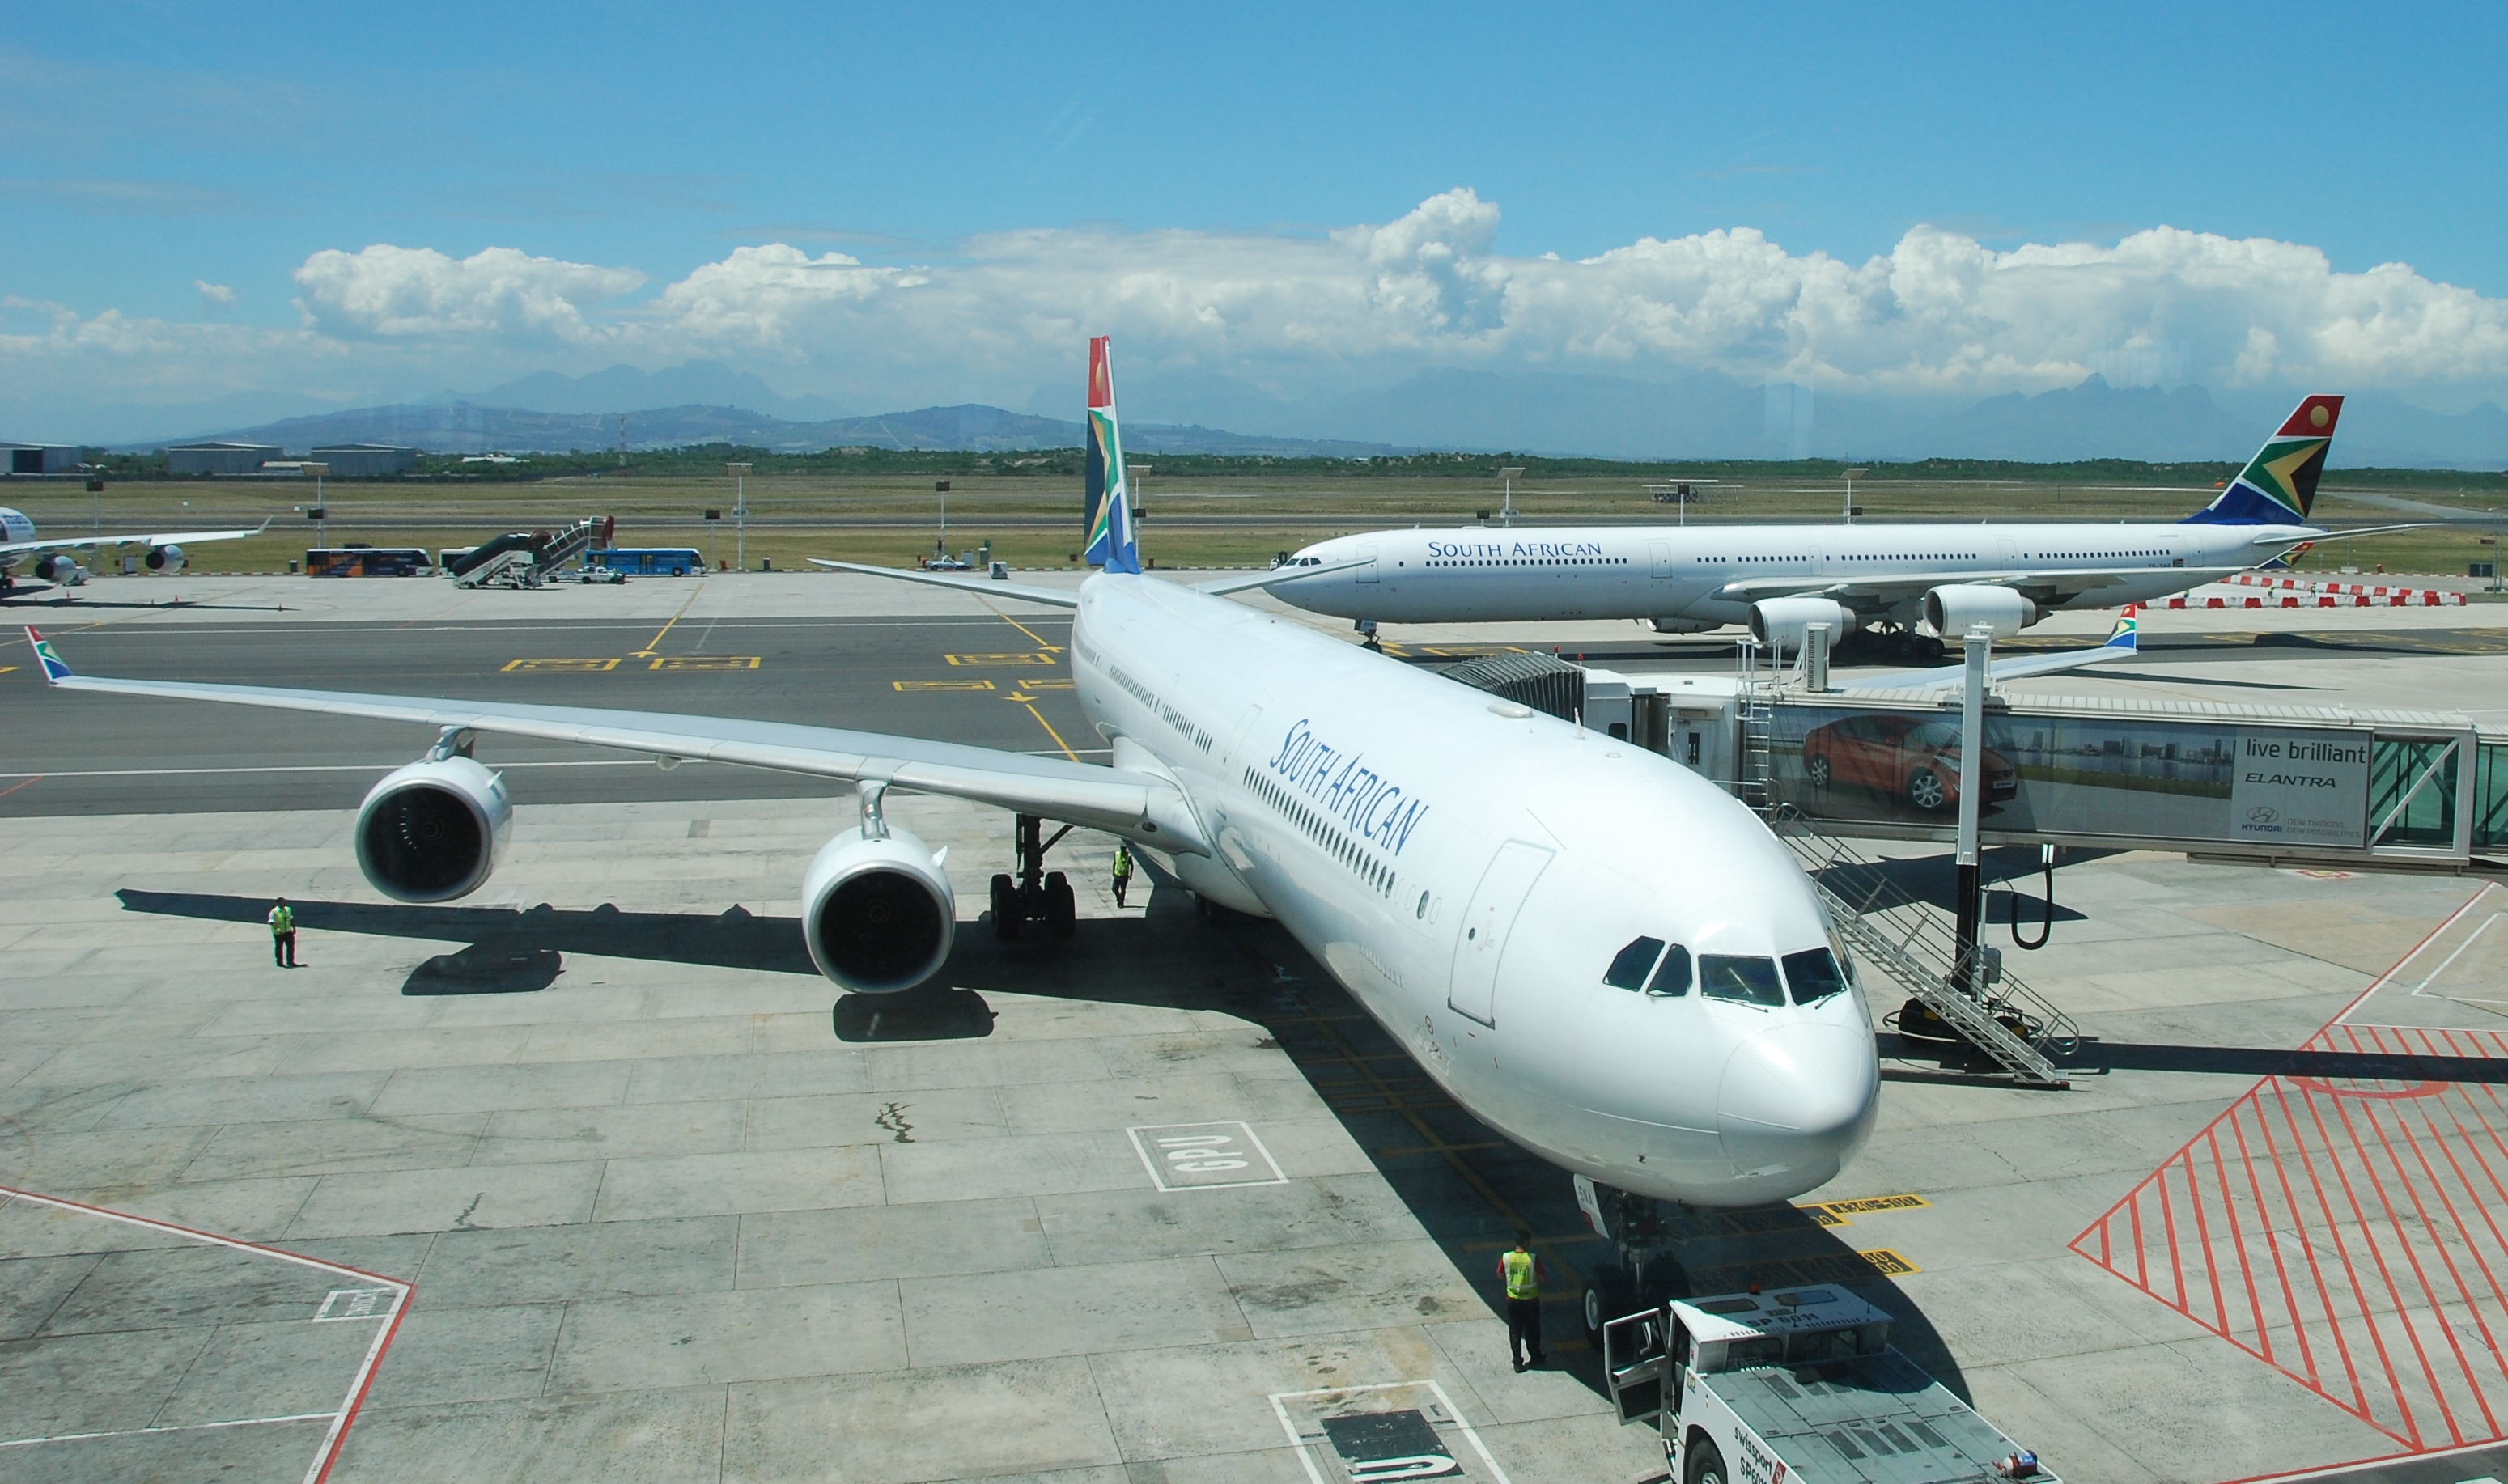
[1768,806,2079,1088]
[454,547,538,590]
[537,517,604,570]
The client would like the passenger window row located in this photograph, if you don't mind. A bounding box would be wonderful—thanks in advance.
[1241,766,1397,899]
[1602,937,1852,1008]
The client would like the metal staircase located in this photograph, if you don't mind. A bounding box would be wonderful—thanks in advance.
[1734,638,1776,811]
[1768,805,2079,1088]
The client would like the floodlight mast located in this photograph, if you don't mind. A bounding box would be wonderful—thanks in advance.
[1498,466,1526,528]
[933,480,951,562]
[726,463,753,570]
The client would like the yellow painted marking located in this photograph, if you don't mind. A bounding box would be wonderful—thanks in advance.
[503,658,621,672]
[1004,690,1038,702]
[0,665,15,674]
[633,579,707,657]
[1857,1249,1920,1276]
[1814,1192,1930,1218]
[1025,679,1075,690]
[944,652,1056,667]
[648,655,760,671]
[893,679,996,692]
[990,608,1064,653]
[1022,703,1080,762]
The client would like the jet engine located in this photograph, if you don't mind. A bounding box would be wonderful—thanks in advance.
[32,554,84,586]
[144,545,185,573]
[801,823,956,994]
[1921,584,2039,639]
[354,755,512,903]
[1641,616,1722,634]
[1748,597,1857,652]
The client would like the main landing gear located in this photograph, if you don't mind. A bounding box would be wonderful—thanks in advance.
[1828,626,1944,664]
[1574,1176,1687,1349]
[990,813,1076,941]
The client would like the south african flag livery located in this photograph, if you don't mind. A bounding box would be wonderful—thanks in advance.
[26,628,70,683]
[1082,336,1139,574]
[2181,395,2342,525]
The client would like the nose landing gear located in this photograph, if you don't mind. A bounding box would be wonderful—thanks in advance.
[1356,618,1382,653]
[1575,1176,1687,1350]
[989,812,1077,941]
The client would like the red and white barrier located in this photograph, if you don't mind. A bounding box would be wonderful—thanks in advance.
[2225,572,2467,601]
[2158,591,2466,609]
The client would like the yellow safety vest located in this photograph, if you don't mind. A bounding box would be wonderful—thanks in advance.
[269,905,294,934]
[1503,1249,1538,1300]
[1113,848,1134,879]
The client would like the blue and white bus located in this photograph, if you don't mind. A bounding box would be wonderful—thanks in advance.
[588,547,704,576]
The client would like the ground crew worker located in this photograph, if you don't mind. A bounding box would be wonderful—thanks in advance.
[1111,843,1135,908]
[1500,1231,1546,1371]
[268,897,298,969]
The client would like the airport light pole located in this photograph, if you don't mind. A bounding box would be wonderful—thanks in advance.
[1499,466,1526,528]
[725,463,752,571]
[1843,467,1867,525]
[933,480,951,564]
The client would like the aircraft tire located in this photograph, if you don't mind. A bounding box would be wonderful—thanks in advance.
[1920,635,1946,662]
[989,874,1019,940]
[1045,873,1076,939]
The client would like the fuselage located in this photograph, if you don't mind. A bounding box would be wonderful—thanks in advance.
[1067,571,1879,1206]
[1273,519,2311,626]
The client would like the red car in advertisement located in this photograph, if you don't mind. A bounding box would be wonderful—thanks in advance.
[1801,714,2018,813]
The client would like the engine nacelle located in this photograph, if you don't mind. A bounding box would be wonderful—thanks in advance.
[1748,597,1857,652]
[354,756,512,903]
[32,554,84,585]
[144,545,185,573]
[1642,616,1723,634]
[1922,584,2039,639]
[801,825,956,994]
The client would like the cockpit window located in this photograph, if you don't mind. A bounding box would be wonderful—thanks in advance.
[1603,936,1666,991]
[1699,954,1784,1007]
[1782,948,1849,1006]
[1646,944,1692,996]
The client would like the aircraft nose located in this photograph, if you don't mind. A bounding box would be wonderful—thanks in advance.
[1717,1023,1879,1189]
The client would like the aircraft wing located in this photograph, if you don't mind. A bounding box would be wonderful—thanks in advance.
[1193,554,1377,596]
[0,519,269,558]
[808,559,1079,609]
[1712,566,2247,610]
[1848,609,2141,690]
[23,628,1209,854]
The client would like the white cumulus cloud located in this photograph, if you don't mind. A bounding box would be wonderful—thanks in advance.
[292,244,643,345]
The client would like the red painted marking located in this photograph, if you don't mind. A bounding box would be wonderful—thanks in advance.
[0,777,41,800]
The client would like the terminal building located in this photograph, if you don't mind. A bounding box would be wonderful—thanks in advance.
[309,443,418,477]
[1,442,79,474]
[166,441,282,476]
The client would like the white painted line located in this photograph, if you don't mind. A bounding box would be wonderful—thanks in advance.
[0,1412,340,1451]
[2337,882,2506,1027]
[1127,1120,1288,1192]
[1267,1380,1511,1484]
[2409,912,2506,999]
[0,1185,414,1484]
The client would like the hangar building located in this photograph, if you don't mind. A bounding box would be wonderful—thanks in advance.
[1,443,79,474]
[167,442,281,476]
[310,443,418,477]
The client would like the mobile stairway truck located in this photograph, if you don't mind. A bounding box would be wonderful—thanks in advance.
[1602,1286,2052,1483]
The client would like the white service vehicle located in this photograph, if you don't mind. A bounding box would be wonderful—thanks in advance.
[1602,1286,2052,1484]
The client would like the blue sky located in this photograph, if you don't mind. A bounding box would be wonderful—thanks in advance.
[4,1,2504,435]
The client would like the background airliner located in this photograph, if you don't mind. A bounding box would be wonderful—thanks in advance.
[28,337,1880,1211]
[1271,396,2396,659]
[1,507,266,594]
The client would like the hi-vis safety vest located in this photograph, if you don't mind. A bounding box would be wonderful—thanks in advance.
[1112,847,1134,879]
[1503,1249,1538,1300]
[268,905,295,935]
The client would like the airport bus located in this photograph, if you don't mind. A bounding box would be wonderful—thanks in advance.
[588,547,703,576]
[304,546,431,577]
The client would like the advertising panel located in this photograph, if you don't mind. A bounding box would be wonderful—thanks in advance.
[1770,702,2373,850]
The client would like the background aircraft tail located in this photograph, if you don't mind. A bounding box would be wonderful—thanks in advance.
[1082,337,1140,574]
[2181,395,2341,525]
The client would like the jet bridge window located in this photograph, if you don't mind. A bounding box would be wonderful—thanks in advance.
[1781,948,1849,1006]
[1699,954,1784,1008]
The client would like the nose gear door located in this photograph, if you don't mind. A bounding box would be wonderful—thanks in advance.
[1446,841,1552,1025]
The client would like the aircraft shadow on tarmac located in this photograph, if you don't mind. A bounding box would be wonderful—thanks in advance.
[117,879,1970,1397]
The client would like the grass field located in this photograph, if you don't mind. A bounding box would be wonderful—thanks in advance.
[6,467,2502,579]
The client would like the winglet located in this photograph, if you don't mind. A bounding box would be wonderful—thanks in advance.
[26,628,70,684]
[2106,605,2139,653]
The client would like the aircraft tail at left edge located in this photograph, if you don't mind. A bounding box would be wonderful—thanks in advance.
[26,628,70,683]
[1082,336,1140,575]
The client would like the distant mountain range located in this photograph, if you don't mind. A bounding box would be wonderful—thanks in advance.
[57,358,2508,467]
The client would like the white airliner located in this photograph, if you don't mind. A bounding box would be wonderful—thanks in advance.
[1,507,267,594]
[26,337,1879,1211]
[1270,396,2404,659]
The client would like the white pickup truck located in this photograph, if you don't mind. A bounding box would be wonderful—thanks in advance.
[1602,1286,2053,1484]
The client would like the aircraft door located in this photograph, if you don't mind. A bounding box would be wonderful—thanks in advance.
[1446,841,1553,1025]
[1997,534,2021,566]
[1649,540,1672,579]
[1603,1308,1670,1426]
[1357,545,1380,583]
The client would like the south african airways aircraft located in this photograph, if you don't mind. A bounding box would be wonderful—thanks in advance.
[1269,396,2408,658]
[2,507,266,594]
[28,337,1880,1214]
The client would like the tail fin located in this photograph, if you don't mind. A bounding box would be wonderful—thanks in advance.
[2181,395,2341,525]
[1082,337,1139,574]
